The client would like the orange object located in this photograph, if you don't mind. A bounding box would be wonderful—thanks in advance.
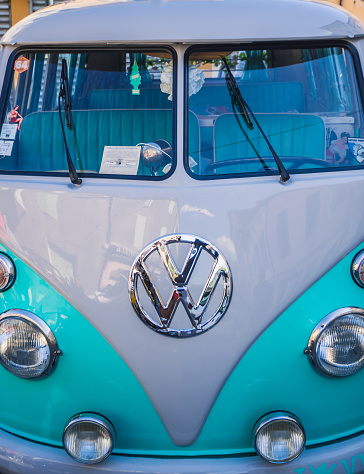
[14,56,29,74]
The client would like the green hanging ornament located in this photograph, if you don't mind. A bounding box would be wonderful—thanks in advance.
[130,60,141,95]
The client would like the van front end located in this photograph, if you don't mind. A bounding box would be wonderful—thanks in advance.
[1,0,364,472]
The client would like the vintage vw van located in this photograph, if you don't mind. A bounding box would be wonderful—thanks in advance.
[1,0,364,471]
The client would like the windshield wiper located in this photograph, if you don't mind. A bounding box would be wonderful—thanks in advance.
[58,59,82,186]
[222,57,290,183]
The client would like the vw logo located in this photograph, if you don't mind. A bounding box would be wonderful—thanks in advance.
[129,234,232,337]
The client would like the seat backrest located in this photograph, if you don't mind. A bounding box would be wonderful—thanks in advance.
[19,109,173,174]
[88,89,171,110]
[189,82,304,115]
[213,113,325,174]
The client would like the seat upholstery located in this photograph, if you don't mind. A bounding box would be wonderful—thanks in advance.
[189,82,304,115]
[88,88,171,110]
[213,113,325,174]
[19,109,173,174]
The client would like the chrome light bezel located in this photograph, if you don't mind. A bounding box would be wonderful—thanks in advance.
[306,307,364,377]
[0,253,16,292]
[351,250,364,288]
[0,309,60,379]
[253,411,306,463]
[63,413,115,464]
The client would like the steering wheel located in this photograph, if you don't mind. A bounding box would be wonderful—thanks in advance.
[204,156,329,174]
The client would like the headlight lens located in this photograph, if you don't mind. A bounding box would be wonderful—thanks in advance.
[0,310,60,379]
[63,414,115,464]
[306,307,364,377]
[253,412,305,463]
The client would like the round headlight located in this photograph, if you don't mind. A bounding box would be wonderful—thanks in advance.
[253,412,305,463]
[63,414,115,464]
[0,309,60,379]
[306,307,364,377]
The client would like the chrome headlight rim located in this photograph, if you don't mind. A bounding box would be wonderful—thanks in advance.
[0,253,16,292]
[306,307,364,378]
[63,413,115,464]
[252,411,306,464]
[351,250,364,288]
[0,309,60,379]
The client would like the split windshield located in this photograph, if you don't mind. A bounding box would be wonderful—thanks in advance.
[187,46,364,178]
[1,50,174,178]
[2,45,364,181]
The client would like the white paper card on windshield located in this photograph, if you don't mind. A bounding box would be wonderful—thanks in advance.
[0,140,14,156]
[0,124,17,140]
[100,146,140,175]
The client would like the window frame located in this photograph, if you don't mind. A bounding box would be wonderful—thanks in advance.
[183,40,364,181]
[0,44,177,181]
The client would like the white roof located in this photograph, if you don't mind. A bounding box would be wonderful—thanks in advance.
[2,0,364,45]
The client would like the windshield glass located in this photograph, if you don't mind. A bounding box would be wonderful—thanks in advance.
[186,45,364,178]
[1,49,174,178]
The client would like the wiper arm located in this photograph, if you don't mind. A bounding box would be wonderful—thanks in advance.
[222,57,253,131]
[58,59,82,186]
[222,57,290,183]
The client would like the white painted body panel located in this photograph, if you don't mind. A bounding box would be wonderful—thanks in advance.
[2,0,364,45]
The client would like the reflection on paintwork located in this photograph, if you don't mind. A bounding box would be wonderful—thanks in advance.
[134,215,147,249]
[216,236,237,262]
[181,204,214,218]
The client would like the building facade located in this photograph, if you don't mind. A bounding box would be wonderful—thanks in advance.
[320,0,364,22]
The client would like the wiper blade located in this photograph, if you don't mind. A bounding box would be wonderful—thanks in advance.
[222,57,290,183]
[222,57,253,131]
[58,59,82,186]
[60,59,72,130]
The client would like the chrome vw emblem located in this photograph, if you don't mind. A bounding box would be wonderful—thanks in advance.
[129,234,232,337]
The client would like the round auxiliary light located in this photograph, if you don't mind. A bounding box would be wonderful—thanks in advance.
[0,253,15,291]
[306,307,364,377]
[253,412,306,463]
[0,309,60,379]
[63,414,115,464]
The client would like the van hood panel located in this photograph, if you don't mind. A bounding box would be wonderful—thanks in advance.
[0,172,363,445]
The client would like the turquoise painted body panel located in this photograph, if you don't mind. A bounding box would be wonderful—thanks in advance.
[0,244,176,454]
[197,243,364,453]
[1,240,364,455]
